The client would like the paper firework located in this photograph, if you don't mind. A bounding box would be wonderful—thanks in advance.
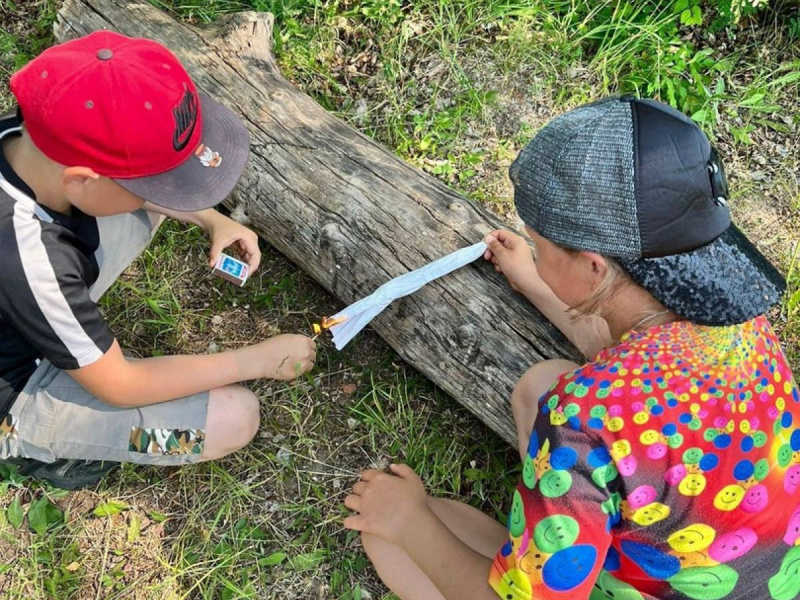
[316,242,487,350]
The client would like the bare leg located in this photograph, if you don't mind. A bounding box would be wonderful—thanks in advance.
[201,385,260,460]
[511,360,580,460]
[362,497,507,600]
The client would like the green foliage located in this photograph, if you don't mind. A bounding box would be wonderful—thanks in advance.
[538,0,794,119]
[27,496,64,535]
[93,500,130,517]
[6,495,23,528]
[784,243,800,364]
[678,0,704,26]
[713,0,773,28]
[0,0,58,70]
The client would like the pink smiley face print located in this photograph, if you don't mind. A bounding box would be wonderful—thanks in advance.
[617,455,638,477]
[785,465,800,494]
[628,485,658,510]
[665,464,687,486]
[708,528,758,563]
[740,484,769,514]
[647,443,668,460]
[784,504,800,546]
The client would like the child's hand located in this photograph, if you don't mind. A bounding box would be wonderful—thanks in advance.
[246,335,317,381]
[344,464,430,547]
[207,214,261,272]
[483,230,537,293]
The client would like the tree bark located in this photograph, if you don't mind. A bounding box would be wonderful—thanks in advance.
[55,0,581,444]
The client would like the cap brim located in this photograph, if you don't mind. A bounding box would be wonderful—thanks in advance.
[618,225,786,326]
[115,93,249,211]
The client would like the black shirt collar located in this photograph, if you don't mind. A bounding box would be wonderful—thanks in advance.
[0,111,36,200]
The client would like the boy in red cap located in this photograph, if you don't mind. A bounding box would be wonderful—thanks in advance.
[0,31,317,488]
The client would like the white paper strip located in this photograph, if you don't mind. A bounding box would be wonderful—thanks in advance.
[329,241,487,350]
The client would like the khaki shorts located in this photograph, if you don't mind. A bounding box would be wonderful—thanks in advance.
[0,210,209,466]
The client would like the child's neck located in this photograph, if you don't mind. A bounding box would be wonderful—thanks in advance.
[3,135,73,215]
[601,285,679,341]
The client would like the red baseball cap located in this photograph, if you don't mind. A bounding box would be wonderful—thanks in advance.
[10,31,249,211]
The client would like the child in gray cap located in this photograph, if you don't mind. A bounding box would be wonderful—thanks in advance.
[343,96,794,600]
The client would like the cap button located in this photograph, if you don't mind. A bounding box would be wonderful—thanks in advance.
[96,48,114,61]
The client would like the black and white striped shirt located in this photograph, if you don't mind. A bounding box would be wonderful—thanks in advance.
[0,114,114,418]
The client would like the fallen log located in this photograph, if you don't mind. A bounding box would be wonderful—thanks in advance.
[55,0,581,444]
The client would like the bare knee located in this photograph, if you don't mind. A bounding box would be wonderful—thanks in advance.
[512,360,580,458]
[204,385,260,459]
[512,360,580,412]
[226,386,260,448]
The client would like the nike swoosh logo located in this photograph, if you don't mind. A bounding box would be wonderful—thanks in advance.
[173,85,199,152]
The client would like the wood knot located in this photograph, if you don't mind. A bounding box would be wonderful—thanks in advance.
[456,324,478,346]
[229,201,250,225]
[321,222,341,240]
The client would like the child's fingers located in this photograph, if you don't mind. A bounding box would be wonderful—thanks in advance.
[360,469,384,481]
[208,246,221,268]
[208,236,234,268]
[352,482,367,495]
[493,229,515,245]
[486,232,520,258]
[389,463,416,478]
[343,515,364,531]
[484,234,502,253]
[248,248,262,272]
[238,238,262,272]
[486,228,504,239]
[344,494,362,511]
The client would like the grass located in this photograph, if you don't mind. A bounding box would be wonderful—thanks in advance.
[1,0,799,598]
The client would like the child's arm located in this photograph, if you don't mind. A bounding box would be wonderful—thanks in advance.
[484,231,611,359]
[142,203,261,271]
[68,335,315,407]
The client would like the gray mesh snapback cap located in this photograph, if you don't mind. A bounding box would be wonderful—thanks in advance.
[511,96,785,326]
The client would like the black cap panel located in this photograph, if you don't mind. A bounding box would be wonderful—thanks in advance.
[632,99,731,258]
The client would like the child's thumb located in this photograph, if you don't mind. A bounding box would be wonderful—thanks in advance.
[208,243,223,268]
[485,235,505,255]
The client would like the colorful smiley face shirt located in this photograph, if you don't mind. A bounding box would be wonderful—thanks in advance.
[489,317,800,600]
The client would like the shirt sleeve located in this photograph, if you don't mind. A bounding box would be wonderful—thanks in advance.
[0,241,114,371]
[489,411,618,600]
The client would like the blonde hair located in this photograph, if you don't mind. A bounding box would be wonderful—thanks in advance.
[567,251,630,319]
[539,238,676,329]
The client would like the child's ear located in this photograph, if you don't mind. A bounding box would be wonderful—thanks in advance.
[62,166,100,198]
[583,251,608,284]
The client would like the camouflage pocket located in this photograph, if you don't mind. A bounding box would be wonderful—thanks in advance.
[0,414,18,440]
[129,427,204,456]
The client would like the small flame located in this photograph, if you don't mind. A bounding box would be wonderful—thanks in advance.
[312,315,347,335]
[321,316,347,329]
